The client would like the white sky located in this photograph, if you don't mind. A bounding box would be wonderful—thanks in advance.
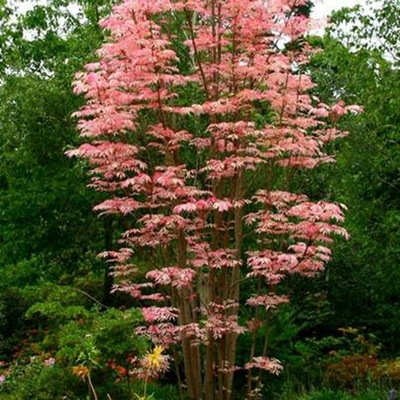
[15,0,366,17]
[11,0,368,46]
[14,0,368,39]
[312,0,365,18]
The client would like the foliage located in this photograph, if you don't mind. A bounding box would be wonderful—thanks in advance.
[329,0,400,65]
[0,58,105,270]
[0,282,150,399]
[0,0,113,78]
[308,8,400,354]
[0,0,116,366]
[278,388,388,400]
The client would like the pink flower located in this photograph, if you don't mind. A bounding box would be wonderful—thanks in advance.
[44,357,55,367]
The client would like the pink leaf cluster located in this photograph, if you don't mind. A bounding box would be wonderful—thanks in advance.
[245,357,283,375]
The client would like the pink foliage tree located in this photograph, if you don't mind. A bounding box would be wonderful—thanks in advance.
[69,0,360,398]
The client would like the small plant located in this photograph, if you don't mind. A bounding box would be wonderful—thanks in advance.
[72,334,101,400]
[130,345,170,400]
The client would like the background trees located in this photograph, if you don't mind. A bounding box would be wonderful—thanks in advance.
[307,7,400,354]
[0,1,143,397]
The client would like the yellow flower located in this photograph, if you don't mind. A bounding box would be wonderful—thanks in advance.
[143,345,165,371]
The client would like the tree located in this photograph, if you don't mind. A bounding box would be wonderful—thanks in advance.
[329,0,400,65]
[0,0,116,362]
[0,0,116,278]
[70,0,359,398]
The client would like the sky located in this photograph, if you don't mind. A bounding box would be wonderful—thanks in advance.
[12,0,368,43]
[313,0,364,18]
[15,0,366,17]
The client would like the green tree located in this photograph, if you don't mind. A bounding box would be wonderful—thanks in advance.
[0,0,119,363]
[329,0,400,65]
[300,8,400,354]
